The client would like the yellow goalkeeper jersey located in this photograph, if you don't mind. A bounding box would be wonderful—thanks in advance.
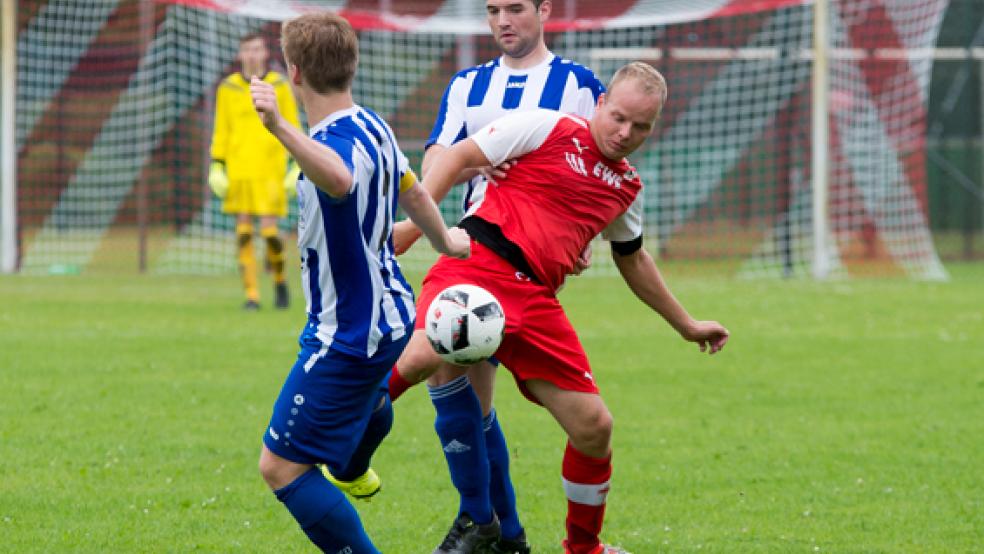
[210,71,300,215]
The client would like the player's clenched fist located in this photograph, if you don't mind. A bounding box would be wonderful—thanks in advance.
[250,76,280,131]
[445,227,472,260]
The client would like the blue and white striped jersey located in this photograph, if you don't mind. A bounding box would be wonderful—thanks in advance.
[427,53,605,212]
[296,105,416,359]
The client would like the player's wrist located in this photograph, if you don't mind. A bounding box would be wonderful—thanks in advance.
[263,115,284,136]
[677,317,700,340]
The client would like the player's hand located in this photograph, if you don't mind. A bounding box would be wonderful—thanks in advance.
[445,227,471,259]
[571,243,592,275]
[392,219,423,255]
[478,159,516,186]
[250,76,280,131]
[683,320,730,355]
[208,161,229,198]
[284,162,301,198]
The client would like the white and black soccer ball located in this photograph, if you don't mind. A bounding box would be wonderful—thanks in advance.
[425,284,506,366]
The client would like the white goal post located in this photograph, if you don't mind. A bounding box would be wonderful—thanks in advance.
[1,0,17,274]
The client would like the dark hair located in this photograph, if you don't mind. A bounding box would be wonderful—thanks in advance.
[281,13,358,93]
[239,32,265,46]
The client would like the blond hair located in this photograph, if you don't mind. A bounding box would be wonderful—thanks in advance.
[608,61,668,108]
[281,12,358,93]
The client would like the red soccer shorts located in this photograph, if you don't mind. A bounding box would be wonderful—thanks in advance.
[415,241,599,403]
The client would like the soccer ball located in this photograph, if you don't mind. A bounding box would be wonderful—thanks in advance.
[425,284,506,366]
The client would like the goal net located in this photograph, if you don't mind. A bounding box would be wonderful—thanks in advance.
[8,0,949,279]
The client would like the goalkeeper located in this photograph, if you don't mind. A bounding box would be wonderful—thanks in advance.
[209,32,301,310]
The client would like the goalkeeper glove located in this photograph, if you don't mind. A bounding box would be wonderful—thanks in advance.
[284,161,301,198]
[208,160,229,198]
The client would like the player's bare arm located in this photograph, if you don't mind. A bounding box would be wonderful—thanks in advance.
[419,138,493,202]
[421,144,484,185]
[393,144,516,254]
[398,179,471,259]
[249,77,353,198]
[393,139,494,254]
[612,246,729,354]
[392,143,471,254]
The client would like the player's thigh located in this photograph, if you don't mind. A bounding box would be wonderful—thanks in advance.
[264,339,404,470]
[496,290,597,401]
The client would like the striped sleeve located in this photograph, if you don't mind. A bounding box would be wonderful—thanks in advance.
[319,132,356,176]
[562,63,606,118]
[426,71,472,149]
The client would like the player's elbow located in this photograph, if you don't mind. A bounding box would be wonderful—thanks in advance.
[313,171,353,199]
[446,138,490,173]
[398,181,425,212]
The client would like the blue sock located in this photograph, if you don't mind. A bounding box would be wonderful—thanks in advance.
[274,467,379,553]
[484,409,523,539]
[336,390,393,481]
[429,376,493,524]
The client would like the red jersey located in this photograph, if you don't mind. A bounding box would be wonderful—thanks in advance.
[468,110,644,291]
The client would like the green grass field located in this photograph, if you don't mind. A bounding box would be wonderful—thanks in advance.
[2,263,983,553]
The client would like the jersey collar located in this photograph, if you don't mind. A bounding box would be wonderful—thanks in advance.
[497,51,556,74]
[309,105,362,137]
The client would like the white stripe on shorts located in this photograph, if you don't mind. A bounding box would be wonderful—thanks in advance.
[303,345,329,373]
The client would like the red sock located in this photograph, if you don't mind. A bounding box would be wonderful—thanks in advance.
[561,442,612,554]
[387,366,413,402]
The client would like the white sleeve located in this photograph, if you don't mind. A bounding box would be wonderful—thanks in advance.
[574,87,598,118]
[601,192,644,242]
[471,109,563,167]
[558,79,599,118]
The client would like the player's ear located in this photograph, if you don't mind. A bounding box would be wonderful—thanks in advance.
[287,63,301,86]
[538,0,551,22]
[596,92,606,110]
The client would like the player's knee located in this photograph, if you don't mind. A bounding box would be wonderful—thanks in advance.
[397,332,442,383]
[258,448,291,490]
[570,408,614,455]
[425,362,469,388]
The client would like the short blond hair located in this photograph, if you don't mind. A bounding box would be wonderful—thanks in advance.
[608,61,668,108]
[281,12,358,93]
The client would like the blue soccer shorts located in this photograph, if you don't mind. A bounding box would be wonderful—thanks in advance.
[262,334,408,471]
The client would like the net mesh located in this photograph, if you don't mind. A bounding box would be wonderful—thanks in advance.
[11,0,949,279]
